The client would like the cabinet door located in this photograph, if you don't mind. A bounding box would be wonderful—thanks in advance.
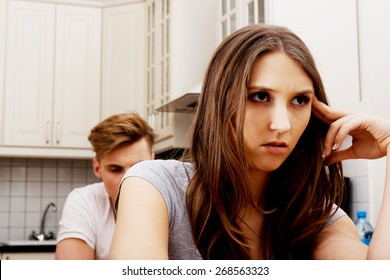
[2,252,55,260]
[3,1,55,147]
[53,5,101,148]
[101,3,145,120]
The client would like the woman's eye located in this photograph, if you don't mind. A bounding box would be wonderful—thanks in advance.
[292,95,310,105]
[251,92,269,102]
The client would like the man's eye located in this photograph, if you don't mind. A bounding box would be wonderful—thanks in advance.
[109,168,122,173]
[292,95,310,105]
[251,92,269,102]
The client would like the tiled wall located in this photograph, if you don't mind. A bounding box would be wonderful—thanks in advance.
[0,157,100,242]
[339,137,371,223]
[0,156,372,242]
[342,159,370,221]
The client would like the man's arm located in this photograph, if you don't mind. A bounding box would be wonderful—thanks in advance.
[56,238,95,259]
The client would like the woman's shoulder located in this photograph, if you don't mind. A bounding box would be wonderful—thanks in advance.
[125,159,193,183]
[123,159,193,199]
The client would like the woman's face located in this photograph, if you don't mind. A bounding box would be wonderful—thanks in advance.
[244,52,314,175]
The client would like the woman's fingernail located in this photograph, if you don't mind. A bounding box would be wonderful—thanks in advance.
[332,143,338,151]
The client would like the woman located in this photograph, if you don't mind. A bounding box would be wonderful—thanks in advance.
[109,24,390,259]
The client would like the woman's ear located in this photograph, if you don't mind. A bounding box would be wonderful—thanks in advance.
[92,158,102,179]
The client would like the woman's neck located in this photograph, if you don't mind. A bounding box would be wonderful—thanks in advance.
[239,205,265,259]
[247,169,269,202]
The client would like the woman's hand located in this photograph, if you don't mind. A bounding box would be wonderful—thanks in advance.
[312,97,390,166]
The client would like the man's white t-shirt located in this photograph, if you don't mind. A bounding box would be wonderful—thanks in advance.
[57,182,115,260]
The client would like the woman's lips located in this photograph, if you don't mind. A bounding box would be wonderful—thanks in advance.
[261,141,288,153]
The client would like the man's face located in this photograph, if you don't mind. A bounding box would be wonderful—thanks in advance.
[92,138,154,205]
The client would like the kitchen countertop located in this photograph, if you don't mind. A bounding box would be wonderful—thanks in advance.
[0,240,56,253]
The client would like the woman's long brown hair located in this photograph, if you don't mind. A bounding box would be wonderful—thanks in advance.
[186,24,344,259]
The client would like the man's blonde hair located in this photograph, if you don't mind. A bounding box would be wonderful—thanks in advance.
[88,113,155,159]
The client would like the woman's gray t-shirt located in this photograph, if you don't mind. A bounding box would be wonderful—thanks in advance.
[116,159,346,260]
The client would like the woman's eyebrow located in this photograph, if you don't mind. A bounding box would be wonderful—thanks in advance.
[247,85,315,95]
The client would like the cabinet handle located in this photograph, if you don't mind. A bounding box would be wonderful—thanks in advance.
[56,121,61,144]
[45,121,51,144]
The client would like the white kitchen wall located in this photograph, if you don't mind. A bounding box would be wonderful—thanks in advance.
[0,157,99,242]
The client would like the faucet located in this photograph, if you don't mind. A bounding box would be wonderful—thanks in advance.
[29,202,57,241]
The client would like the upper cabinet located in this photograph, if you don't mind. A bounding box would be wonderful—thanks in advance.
[3,0,101,155]
[101,2,145,119]
[146,0,219,153]
[3,1,56,147]
[148,0,266,154]
[0,0,144,158]
[53,5,101,148]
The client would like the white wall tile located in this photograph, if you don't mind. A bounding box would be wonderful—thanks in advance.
[10,197,25,212]
[57,183,72,196]
[27,158,42,167]
[57,167,71,182]
[42,167,57,182]
[1,158,93,240]
[11,158,26,166]
[11,166,26,181]
[342,160,356,178]
[10,182,26,196]
[9,228,24,240]
[0,181,10,196]
[0,166,11,181]
[10,212,25,227]
[355,159,369,177]
[42,182,56,197]
[26,197,41,212]
[27,167,42,181]
[0,197,10,211]
[26,182,41,196]
[58,159,72,167]
[56,197,67,210]
[350,177,369,203]
[42,159,57,167]
[0,213,9,227]
[25,212,41,228]
[73,160,87,168]
[0,228,9,242]
[72,168,87,183]
[0,158,11,166]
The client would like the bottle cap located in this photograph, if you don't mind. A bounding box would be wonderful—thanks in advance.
[357,210,367,218]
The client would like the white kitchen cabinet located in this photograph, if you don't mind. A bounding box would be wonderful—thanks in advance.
[101,2,146,119]
[53,5,101,148]
[2,1,101,153]
[0,0,7,143]
[220,0,266,40]
[146,0,219,153]
[3,1,55,147]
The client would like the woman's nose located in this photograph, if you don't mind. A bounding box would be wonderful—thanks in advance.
[269,105,291,133]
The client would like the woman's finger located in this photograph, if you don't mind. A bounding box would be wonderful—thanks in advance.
[312,96,347,124]
[324,147,357,166]
[322,114,358,157]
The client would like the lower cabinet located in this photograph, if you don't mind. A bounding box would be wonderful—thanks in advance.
[1,252,55,260]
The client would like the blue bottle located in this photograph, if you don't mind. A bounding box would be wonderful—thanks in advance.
[355,210,374,245]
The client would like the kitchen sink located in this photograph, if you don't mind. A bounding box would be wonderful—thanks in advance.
[2,240,57,246]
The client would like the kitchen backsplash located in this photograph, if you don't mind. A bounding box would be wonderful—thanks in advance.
[0,157,100,242]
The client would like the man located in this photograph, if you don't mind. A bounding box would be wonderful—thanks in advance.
[55,113,155,259]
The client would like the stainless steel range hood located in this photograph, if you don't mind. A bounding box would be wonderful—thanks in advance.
[153,93,200,158]
[156,93,199,113]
